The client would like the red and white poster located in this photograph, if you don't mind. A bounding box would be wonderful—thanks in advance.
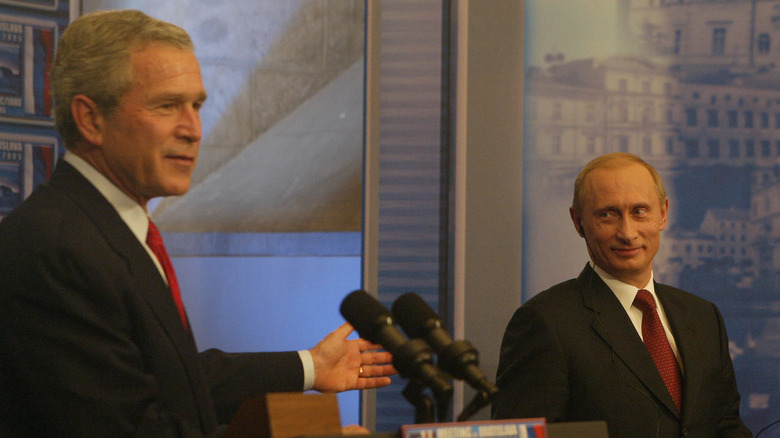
[0,0,69,210]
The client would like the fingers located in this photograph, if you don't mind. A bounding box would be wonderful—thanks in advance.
[355,376,393,390]
[358,351,393,366]
[341,424,370,435]
[332,322,355,339]
[355,338,385,352]
[356,363,396,378]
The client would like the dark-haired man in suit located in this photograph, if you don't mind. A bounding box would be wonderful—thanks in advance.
[0,9,392,437]
[492,153,751,437]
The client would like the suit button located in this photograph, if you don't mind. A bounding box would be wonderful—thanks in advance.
[682,427,689,436]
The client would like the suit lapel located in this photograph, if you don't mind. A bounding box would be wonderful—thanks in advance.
[48,162,199,355]
[578,265,681,418]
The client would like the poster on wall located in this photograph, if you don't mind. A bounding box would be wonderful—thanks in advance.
[0,13,57,126]
[0,1,58,12]
[0,132,55,219]
[0,0,69,217]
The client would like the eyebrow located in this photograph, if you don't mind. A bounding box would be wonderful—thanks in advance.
[595,202,652,213]
[149,91,208,107]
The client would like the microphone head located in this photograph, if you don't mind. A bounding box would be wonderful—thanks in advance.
[392,291,440,339]
[340,290,393,344]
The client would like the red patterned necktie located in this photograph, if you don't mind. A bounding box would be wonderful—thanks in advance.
[146,220,188,330]
[633,289,682,411]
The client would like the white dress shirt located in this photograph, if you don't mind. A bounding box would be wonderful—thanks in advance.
[62,151,314,390]
[592,262,684,374]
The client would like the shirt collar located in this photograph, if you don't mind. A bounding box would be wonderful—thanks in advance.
[591,262,657,313]
[63,151,150,242]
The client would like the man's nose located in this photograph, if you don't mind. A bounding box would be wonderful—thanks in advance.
[616,218,638,241]
[176,106,202,142]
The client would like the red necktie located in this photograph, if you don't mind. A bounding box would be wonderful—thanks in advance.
[633,289,682,411]
[146,220,188,330]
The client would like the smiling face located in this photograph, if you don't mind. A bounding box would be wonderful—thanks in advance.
[570,161,668,288]
[87,43,207,206]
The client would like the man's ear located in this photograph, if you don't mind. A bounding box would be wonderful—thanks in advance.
[659,197,669,231]
[70,95,105,146]
[570,206,585,238]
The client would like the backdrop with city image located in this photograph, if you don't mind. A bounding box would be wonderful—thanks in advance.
[523,1,780,435]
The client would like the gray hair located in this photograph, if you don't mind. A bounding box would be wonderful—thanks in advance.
[52,9,194,147]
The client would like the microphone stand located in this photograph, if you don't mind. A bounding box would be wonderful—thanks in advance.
[401,378,453,424]
[457,389,492,422]
[434,380,453,423]
[402,380,434,424]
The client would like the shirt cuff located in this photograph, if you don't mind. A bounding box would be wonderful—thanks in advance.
[298,350,315,391]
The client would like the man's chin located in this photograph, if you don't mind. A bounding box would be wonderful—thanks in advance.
[158,182,192,198]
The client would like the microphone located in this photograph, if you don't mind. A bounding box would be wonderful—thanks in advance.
[339,290,453,396]
[392,292,499,400]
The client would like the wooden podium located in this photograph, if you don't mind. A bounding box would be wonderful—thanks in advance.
[222,392,608,438]
[224,393,342,438]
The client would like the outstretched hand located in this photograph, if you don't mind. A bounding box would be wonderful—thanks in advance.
[309,322,396,392]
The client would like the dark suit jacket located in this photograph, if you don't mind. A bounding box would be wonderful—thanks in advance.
[0,162,304,437]
[492,264,752,438]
